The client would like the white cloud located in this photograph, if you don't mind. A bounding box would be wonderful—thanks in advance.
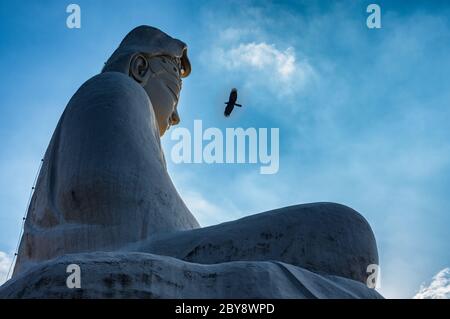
[413,268,450,299]
[223,43,296,78]
[215,41,316,97]
[0,251,13,286]
[217,27,256,43]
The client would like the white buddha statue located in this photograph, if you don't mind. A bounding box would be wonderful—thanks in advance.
[7,26,380,299]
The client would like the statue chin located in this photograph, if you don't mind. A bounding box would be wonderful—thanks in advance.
[1,26,382,299]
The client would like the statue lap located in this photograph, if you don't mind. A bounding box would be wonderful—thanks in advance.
[135,202,378,284]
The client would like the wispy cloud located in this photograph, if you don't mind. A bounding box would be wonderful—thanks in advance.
[202,20,317,100]
[0,251,13,286]
[226,42,315,94]
[215,41,317,97]
[219,42,295,78]
[413,268,450,299]
[182,190,235,227]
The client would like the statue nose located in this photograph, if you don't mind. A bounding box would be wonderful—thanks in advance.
[170,110,180,126]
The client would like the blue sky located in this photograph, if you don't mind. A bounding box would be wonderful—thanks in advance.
[1,0,450,298]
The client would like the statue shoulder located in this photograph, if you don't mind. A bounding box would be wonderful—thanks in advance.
[70,72,150,108]
[63,71,158,139]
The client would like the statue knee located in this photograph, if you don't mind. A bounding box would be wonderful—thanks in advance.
[278,202,379,284]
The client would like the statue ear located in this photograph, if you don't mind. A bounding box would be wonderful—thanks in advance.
[130,53,150,84]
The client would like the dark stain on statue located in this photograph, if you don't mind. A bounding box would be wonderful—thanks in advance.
[71,190,80,208]
[202,272,218,279]
[118,274,132,288]
[183,270,193,279]
[103,275,115,289]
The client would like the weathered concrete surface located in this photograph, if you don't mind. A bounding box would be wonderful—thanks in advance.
[0,252,383,299]
[130,202,379,285]
[13,72,199,276]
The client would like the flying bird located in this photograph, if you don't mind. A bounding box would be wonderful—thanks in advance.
[224,88,242,117]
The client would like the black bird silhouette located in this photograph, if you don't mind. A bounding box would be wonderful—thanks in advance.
[224,88,242,117]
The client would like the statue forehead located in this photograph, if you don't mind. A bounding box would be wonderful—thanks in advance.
[115,25,191,77]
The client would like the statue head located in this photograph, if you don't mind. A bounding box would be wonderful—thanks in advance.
[102,26,191,136]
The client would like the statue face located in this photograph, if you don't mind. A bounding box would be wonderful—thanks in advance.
[129,54,184,136]
[143,56,182,136]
